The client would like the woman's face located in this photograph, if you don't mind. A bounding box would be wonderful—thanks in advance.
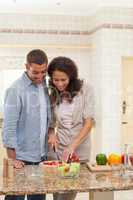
[52,70,70,92]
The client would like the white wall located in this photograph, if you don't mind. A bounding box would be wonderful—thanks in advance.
[0,7,133,159]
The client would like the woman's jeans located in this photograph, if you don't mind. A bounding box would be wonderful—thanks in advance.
[53,192,77,200]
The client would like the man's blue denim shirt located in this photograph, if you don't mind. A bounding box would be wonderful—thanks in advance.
[2,72,52,162]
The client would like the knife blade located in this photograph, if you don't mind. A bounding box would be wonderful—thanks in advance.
[53,146,60,160]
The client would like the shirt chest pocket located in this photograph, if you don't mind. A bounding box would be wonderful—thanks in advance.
[21,93,40,119]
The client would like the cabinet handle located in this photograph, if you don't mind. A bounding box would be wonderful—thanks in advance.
[122,100,127,114]
[122,122,128,124]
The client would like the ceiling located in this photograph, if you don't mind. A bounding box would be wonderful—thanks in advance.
[0,0,133,16]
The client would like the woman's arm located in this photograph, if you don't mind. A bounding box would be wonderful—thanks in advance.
[63,83,95,159]
[71,83,95,150]
[62,118,94,161]
[69,118,94,153]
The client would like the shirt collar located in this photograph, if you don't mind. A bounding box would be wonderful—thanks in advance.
[22,72,33,86]
[22,72,47,87]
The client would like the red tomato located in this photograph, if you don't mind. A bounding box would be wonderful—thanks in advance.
[43,161,60,166]
[70,153,80,162]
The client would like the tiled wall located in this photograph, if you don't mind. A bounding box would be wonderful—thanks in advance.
[101,28,133,154]
[0,14,90,31]
[90,7,133,156]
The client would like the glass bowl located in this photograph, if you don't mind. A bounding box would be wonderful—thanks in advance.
[58,162,80,178]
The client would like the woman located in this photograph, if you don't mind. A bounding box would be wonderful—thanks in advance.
[48,56,95,200]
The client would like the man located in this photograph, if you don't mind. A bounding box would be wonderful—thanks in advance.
[2,49,51,200]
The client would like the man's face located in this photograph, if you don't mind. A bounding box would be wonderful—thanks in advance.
[26,63,47,84]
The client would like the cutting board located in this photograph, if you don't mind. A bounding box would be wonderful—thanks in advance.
[86,162,121,172]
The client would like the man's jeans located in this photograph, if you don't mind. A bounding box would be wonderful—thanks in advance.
[5,194,45,200]
[4,159,46,200]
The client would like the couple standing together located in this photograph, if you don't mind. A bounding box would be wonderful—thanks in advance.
[2,49,95,200]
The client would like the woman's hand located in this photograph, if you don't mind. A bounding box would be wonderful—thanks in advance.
[48,133,59,150]
[13,160,25,169]
[62,146,80,162]
[62,145,75,162]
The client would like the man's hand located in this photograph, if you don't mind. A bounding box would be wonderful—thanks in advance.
[13,160,25,169]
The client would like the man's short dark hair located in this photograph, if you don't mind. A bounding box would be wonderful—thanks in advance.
[26,49,48,65]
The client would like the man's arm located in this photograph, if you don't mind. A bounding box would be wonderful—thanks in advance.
[2,87,20,149]
[6,147,25,169]
[3,87,25,169]
[6,147,16,160]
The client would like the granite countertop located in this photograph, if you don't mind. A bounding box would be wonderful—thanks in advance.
[1,164,133,195]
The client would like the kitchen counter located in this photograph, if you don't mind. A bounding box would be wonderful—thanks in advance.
[0,164,133,200]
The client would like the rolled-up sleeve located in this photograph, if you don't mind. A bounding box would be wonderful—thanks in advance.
[2,87,21,149]
[82,83,95,120]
